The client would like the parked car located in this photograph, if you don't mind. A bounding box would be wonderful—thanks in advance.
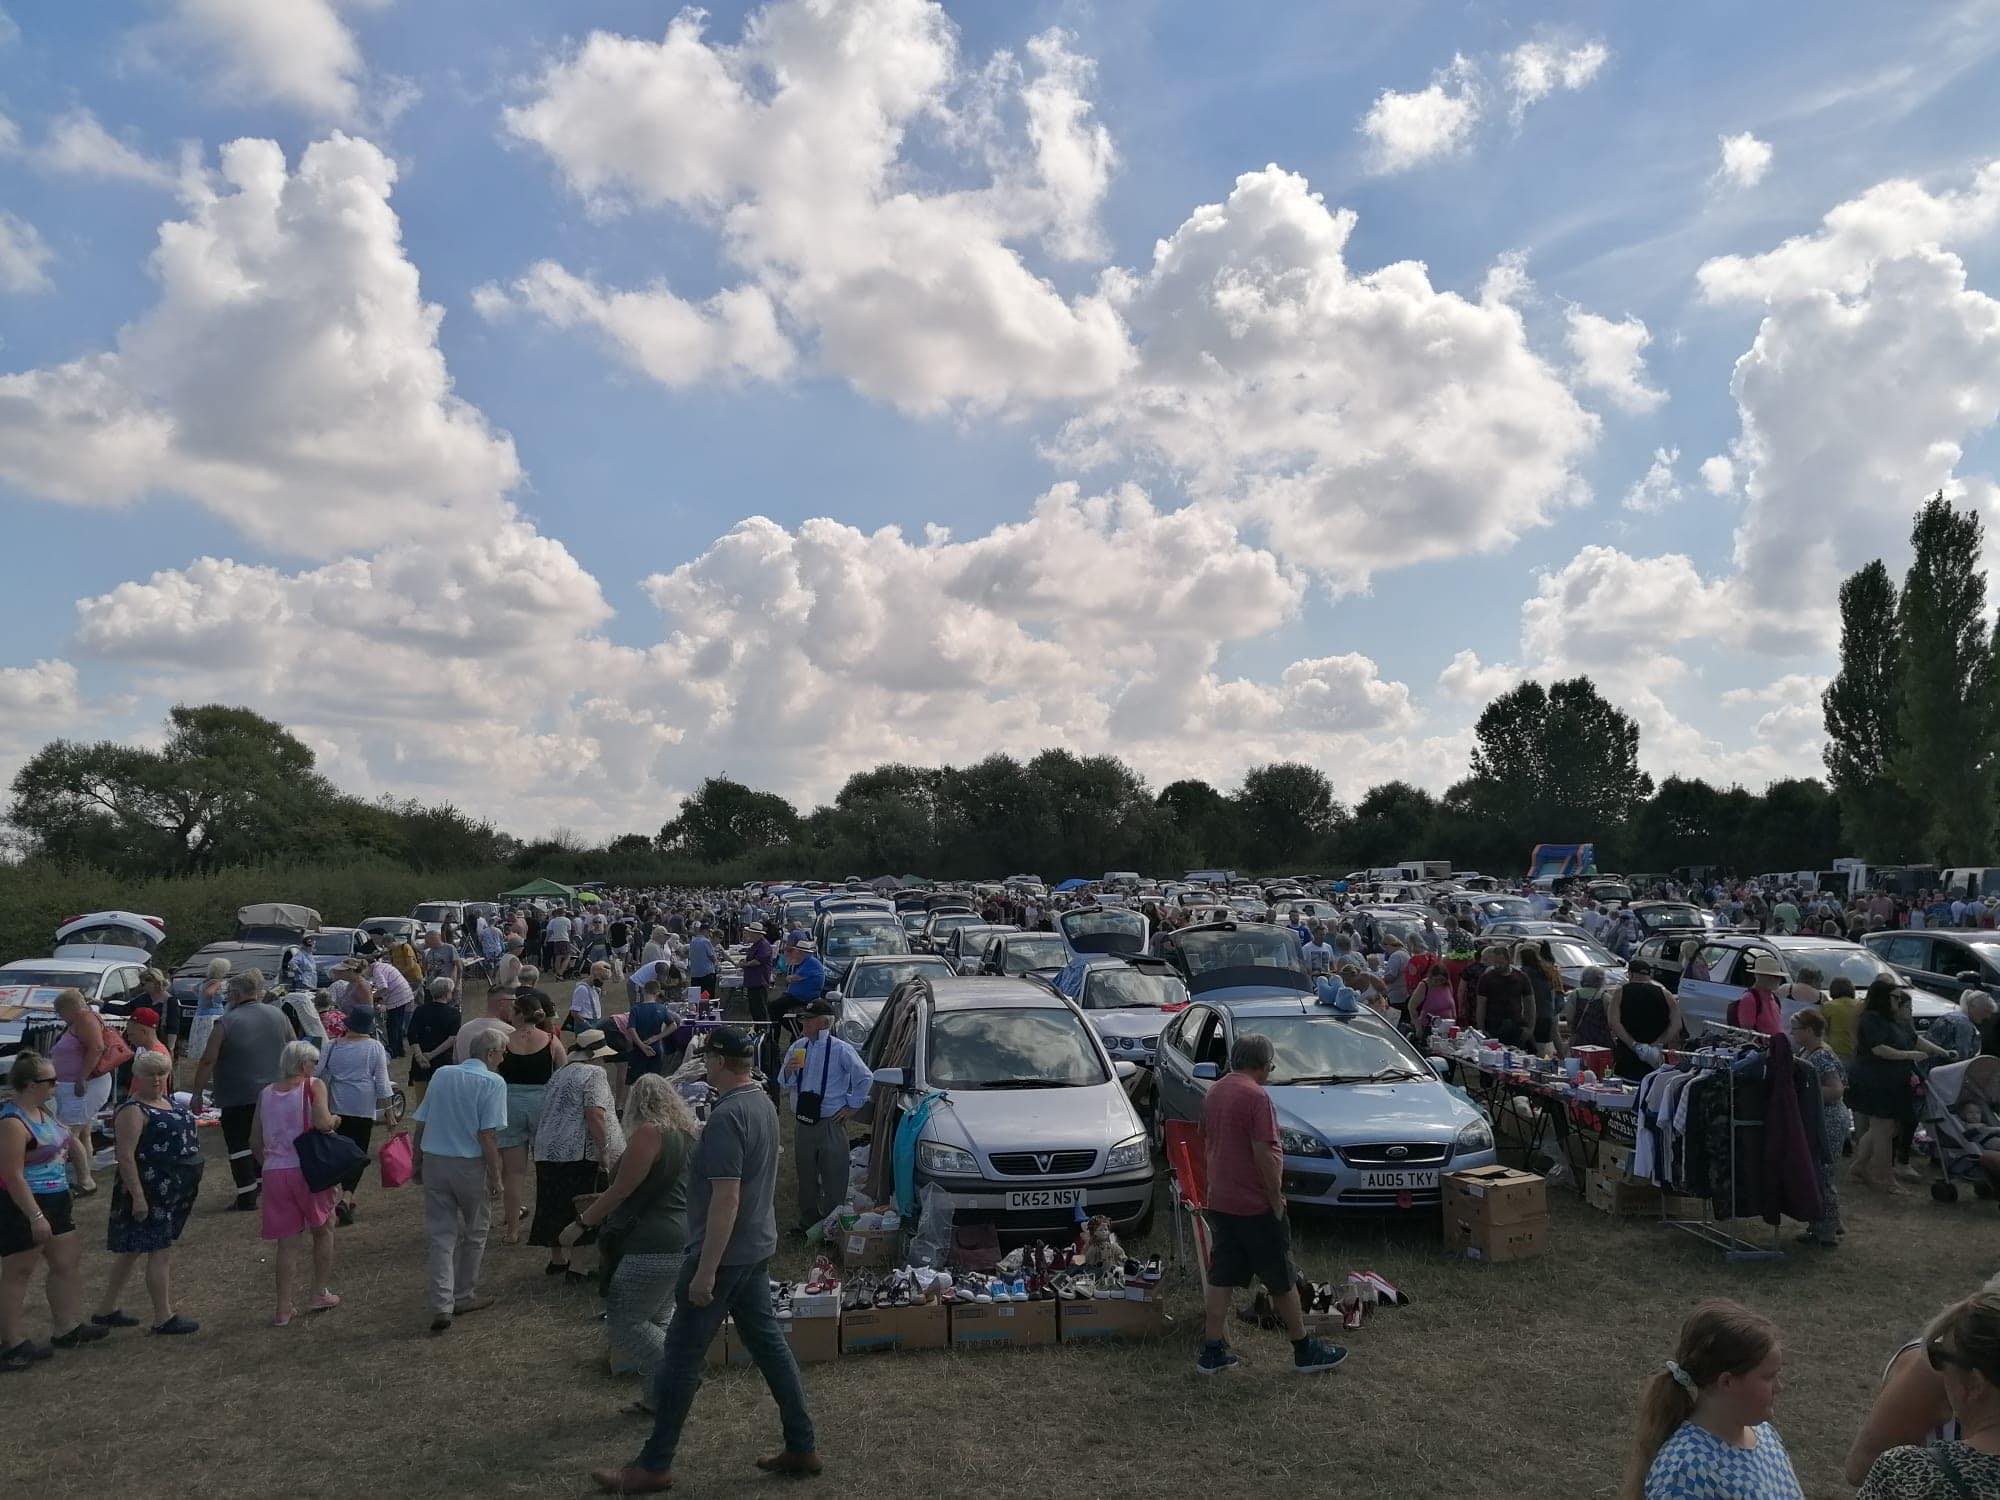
[815,910,911,981]
[939,924,1017,975]
[1057,905,1148,956]
[830,955,955,1051]
[411,900,466,935]
[1626,901,1716,937]
[358,916,422,946]
[1154,920,1314,1004]
[1045,954,1190,1065]
[1676,934,1951,1034]
[917,909,983,954]
[0,911,162,1058]
[1633,933,1700,992]
[1483,918,1597,947]
[865,976,1154,1237]
[1862,929,2000,1003]
[1482,925,1627,988]
[170,938,308,1023]
[975,930,1073,977]
[306,926,368,985]
[1153,997,1495,1209]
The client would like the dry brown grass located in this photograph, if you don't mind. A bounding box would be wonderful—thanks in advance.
[6,982,1994,1498]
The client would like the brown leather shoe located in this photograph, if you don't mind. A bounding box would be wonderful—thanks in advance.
[590,1466,674,1494]
[453,1294,497,1316]
[755,1451,824,1477]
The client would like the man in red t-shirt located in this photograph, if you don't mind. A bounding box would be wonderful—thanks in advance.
[1196,1032,1347,1376]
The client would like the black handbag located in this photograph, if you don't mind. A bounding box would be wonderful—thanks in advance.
[293,1081,366,1192]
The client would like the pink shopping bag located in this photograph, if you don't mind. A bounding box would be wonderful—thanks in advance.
[378,1131,414,1189]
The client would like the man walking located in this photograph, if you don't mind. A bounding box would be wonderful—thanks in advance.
[1195,1033,1347,1376]
[780,998,872,1233]
[411,1029,506,1333]
[190,970,292,1211]
[422,930,463,1005]
[591,1027,818,1494]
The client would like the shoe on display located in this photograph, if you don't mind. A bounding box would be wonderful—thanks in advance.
[1293,1338,1349,1375]
[1195,1341,1244,1375]
[1011,1276,1028,1302]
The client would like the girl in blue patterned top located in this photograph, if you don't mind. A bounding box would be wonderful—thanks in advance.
[1626,1300,1805,1500]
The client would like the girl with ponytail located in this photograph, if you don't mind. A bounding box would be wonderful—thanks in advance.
[1625,1300,1804,1499]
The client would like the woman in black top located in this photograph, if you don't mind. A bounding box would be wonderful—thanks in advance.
[403,979,461,1104]
[1850,981,1949,1191]
[1606,958,1682,1081]
[1517,942,1562,1054]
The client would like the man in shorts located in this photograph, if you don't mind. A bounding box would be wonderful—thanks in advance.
[1197,1031,1347,1375]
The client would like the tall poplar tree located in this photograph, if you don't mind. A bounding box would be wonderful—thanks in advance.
[1821,560,1916,857]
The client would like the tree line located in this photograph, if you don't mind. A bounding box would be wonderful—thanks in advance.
[18,492,1996,888]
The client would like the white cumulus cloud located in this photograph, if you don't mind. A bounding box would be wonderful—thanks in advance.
[1623,448,1685,514]
[151,0,396,122]
[498,1,1131,415]
[1359,53,1483,174]
[0,212,52,293]
[1436,650,1522,703]
[1501,39,1610,121]
[1716,132,1774,189]
[1699,455,1737,495]
[1565,309,1666,412]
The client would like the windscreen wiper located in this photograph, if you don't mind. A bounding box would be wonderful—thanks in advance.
[976,1078,1056,1089]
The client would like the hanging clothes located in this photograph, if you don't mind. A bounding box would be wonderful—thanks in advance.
[1759,1033,1823,1226]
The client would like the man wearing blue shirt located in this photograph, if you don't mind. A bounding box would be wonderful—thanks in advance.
[411,1031,508,1333]
[764,938,826,1077]
[780,998,873,1232]
[687,925,718,992]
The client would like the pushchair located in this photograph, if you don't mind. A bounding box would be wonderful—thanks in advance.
[1920,1054,2000,1206]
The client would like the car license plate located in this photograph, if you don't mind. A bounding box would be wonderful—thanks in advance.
[1361,1169,1438,1191]
[1005,1188,1085,1211]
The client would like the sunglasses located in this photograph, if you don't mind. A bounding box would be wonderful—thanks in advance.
[1926,1338,1970,1373]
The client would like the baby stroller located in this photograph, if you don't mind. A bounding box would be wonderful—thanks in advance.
[1920,1055,2000,1206]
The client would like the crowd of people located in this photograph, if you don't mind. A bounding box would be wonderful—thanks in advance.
[5,876,2000,1495]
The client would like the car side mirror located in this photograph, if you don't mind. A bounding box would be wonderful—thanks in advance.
[827,989,844,1003]
[1113,1060,1139,1081]
[871,1065,912,1090]
[1192,1062,1220,1081]
[1430,1056,1453,1078]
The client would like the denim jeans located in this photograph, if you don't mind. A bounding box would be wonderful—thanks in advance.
[384,1004,409,1060]
[634,1257,815,1475]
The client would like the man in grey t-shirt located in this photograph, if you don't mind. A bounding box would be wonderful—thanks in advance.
[594,1027,817,1494]
[189,971,294,1211]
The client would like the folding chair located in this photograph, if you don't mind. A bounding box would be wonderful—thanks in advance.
[1163,1120,1213,1283]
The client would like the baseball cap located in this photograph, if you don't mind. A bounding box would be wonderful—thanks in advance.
[803,997,838,1018]
[705,1025,758,1060]
[130,1006,161,1027]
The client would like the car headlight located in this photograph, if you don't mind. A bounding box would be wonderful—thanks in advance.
[917,1141,978,1176]
[1104,1135,1149,1172]
[1277,1126,1334,1158]
[1456,1119,1494,1154]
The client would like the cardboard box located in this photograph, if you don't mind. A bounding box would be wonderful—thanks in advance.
[1601,1143,1635,1178]
[835,1228,901,1270]
[1443,1165,1547,1228]
[1585,1168,1661,1216]
[1444,1212,1549,1263]
[840,1300,948,1354]
[948,1298,1058,1349]
[724,1314,839,1366]
[1057,1296,1166,1343]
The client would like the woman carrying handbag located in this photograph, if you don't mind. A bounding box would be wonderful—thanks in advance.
[250,1041,349,1326]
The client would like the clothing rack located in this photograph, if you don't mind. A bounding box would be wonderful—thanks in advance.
[1659,1022,1784,1262]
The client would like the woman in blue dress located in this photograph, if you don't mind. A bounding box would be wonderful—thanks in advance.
[94,1051,203,1335]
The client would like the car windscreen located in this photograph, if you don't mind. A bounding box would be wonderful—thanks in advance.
[1961,939,2000,970]
[925,1007,1109,1090]
[1166,927,1306,978]
[844,960,948,999]
[1082,968,1188,1010]
[1479,899,1533,919]
[822,921,908,960]
[0,970,92,993]
[999,936,1071,973]
[174,948,284,983]
[1636,905,1702,932]
[412,904,457,924]
[1239,1015,1430,1086]
[1545,938,1620,970]
[1063,909,1145,942]
[1373,917,1437,953]
[898,912,928,932]
[930,915,980,937]
[313,932,356,956]
[1782,946,1895,990]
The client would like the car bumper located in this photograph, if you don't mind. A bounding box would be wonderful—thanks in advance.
[1279,1145,1496,1209]
[923,1168,1155,1233]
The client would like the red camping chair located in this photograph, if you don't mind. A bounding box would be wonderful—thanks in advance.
[1163,1120,1212,1280]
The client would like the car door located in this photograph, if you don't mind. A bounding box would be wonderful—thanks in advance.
[1874,933,1943,990]
[1677,942,1744,1029]
[1153,1004,1210,1124]
[1923,937,1988,998]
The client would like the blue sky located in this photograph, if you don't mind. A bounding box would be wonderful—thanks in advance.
[3,1,2000,838]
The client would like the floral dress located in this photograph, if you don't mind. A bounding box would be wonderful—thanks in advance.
[107,1098,204,1253]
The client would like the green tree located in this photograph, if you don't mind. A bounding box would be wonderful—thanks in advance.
[1464,678,1651,848]
[1341,781,1440,868]
[657,777,801,864]
[8,704,336,875]
[1628,776,1729,873]
[1234,762,1341,868]
[1822,560,1917,858]
[1027,750,1152,875]
[1157,779,1233,869]
[1890,493,2000,862]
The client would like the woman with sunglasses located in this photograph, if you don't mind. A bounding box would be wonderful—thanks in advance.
[1847,1276,2000,1486]
[1858,1289,2000,1497]
[0,1049,106,1369]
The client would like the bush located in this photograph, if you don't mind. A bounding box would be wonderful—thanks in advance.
[0,859,519,969]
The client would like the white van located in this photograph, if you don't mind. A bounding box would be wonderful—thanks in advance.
[1939,868,2000,901]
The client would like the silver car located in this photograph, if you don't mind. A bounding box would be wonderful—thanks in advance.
[1677,934,1951,1033]
[867,976,1154,1237]
[830,954,954,1051]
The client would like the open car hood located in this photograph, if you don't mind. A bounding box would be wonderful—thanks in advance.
[54,911,164,961]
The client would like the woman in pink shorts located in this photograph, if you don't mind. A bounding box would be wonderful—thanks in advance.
[251,1041,342,1326]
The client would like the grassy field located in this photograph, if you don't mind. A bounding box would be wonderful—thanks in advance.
[6,984,1995,1498]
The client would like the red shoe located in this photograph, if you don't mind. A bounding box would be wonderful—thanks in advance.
[754,1451,824,1477]
[590,1465,674,1493]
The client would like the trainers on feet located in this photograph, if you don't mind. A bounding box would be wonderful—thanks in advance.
[1195,1341,1244,1375]
[51,1323,110,1348]
[1292,1337,1349,1375]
